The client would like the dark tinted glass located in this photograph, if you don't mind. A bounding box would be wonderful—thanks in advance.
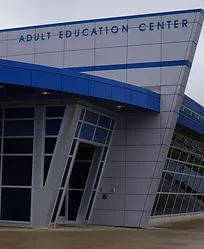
[79,109,85,120]
[68,190,83,221]
[85,191,96,220]
[93,128,108,144]
[3,138,33,154]
[0,108,3,119]
[61,157,72,187]
[60,197,66,216]
[46,106,65,117]
[75,122,81,138]
[45,138,57,154]
[4,120,34,136]
[98,116,111,128]
[75,143,95,160]
[51,190,63,223]
[69,162,92,189]
[84,111,98,124]
[80,124,95,141]
[46,119,62,135]
[5,107,34,119]
[44,156,52,185]
[1,188,31,222]
[2,156,32,186]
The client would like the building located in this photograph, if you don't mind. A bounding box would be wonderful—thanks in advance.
[0,8,202,228]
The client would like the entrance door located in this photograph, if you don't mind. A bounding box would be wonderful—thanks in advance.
[57,141,103,225]
[68,142,96,222]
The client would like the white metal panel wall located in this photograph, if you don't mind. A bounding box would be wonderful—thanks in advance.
[0,10,203,228]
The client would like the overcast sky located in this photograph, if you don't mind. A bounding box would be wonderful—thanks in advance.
[0,0,204,105]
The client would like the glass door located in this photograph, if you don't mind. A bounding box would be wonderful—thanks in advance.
[67,142,96,223]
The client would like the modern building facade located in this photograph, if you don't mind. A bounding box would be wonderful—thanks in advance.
[0,8,202,228]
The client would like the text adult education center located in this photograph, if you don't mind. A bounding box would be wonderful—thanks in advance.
[0,8,202,229]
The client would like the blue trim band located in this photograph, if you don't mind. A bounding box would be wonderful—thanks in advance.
[64,60,192,73]
[0,8,202,33]
[0,59,160,112]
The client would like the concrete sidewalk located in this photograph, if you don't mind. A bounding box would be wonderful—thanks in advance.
[0,219,204,249]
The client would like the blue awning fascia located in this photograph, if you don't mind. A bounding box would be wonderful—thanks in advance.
[0,59,160,112]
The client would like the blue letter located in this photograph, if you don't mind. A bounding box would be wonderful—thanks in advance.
[47,32,51,39]
[105,27,108,34]
[182,19,188,27]
[157,22,164,30]
[139,23,146,31]
[59,31,63,38]
[167,20,171,29]
[122,25,128,33]
[111,26,119,34]
[66,30,72,38]
[91,28,97,35]
[98,27,103,35]
[74,29,80,37]
[27,34,32,42]
[41,33,45,40]
[34,34,39,41]
[82,28,89,36]
[174,20,179,28]
[19,35,25,42]
[149,22,154,31]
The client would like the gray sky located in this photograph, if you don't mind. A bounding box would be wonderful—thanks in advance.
[0,0,204,105]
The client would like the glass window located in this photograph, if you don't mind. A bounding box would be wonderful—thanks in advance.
[51,190,63,223]
[61,157,72,187]
[70,139,77,156]
[46,106,65,118]
[75,122,81,138]
[46,119,62,136]
[193,196,202,212]
[1,188,31,222]
[172,195,184,214]
[167,160,177,172]
[2,156,32,186]
[85,191,96,220]
[79,109,85,121]
[0,108,3,119]
[106,131,112,145]
[93,128,108,144]
[155,194,168,215]
[0,121,2,136]
[199,196,204,211]
[3,138,33,154]
[4,120,34,136]
[5,107,34,119]
[44,156,52,185]
[84,111,98,125]
[171,148,181,160]
[179,151,188,162]
[98,116,111,129]
[45,138,57,154]
[163,194,177,215]
[79,124,95,141]
[175,136,184,148]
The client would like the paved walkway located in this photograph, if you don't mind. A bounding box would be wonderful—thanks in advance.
[0,218,204,249]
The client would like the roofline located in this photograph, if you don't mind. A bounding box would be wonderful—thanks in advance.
[0,8,203,33]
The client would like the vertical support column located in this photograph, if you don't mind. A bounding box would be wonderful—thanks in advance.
[31,104,81,228]
[31,106,45,228]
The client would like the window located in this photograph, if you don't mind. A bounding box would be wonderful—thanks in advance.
[3,138,33,154]
[5,107,34,119]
